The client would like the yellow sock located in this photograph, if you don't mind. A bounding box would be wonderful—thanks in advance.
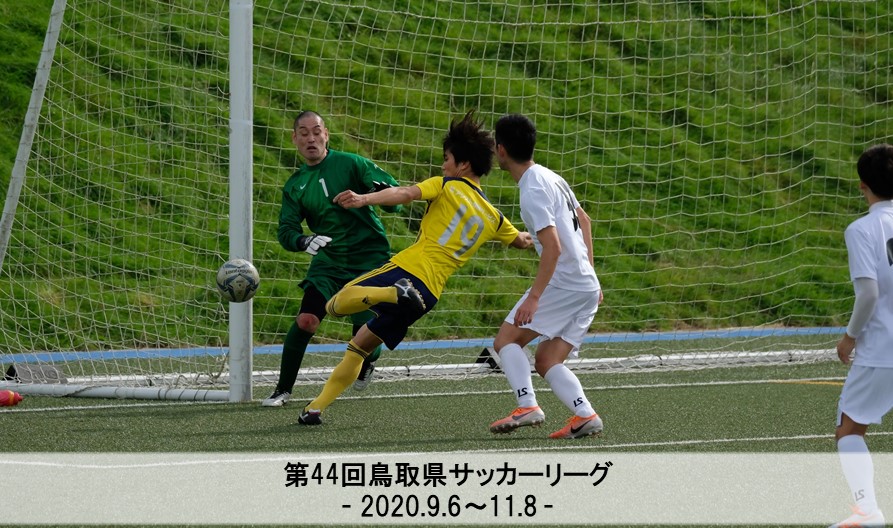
[326,284,398,317]
[306,342,367,412]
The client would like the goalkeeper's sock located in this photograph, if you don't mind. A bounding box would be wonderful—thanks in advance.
[326,285,397,317]
[306,341,366,411]
[275,323,313,393]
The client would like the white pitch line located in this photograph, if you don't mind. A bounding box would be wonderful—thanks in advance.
[0,400,227,413]
[377,430,893,453]
[333,376,847,401]
[2,431,891,470]
[0,376,845,413]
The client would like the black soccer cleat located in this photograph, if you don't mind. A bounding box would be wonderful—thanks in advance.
[298,406,322,425]
[394,278,425,313]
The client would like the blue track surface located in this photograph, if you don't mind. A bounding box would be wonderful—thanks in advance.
[0,327,843,364]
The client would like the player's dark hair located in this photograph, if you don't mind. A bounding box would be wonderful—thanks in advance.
[293,110,324,130]
[443,109,495,177]
[494,114,536,162]
[857,143,893,199]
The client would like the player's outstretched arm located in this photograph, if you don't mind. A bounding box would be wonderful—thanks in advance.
[577,206,594,267]
[334,185,421,209]
[510,231,533,249]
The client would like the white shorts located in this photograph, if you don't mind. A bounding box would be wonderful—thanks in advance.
[505,286,600,356]
[837,365,893,426]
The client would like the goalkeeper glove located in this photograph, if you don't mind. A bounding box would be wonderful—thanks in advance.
[297,234,332,256]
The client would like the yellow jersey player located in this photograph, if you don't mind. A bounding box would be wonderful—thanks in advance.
[297,110,532,425]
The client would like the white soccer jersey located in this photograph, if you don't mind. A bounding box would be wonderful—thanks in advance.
[845,200,893,367]
[518,164,600,292]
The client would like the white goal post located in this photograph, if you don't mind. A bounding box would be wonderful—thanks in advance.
[1,0,886,400]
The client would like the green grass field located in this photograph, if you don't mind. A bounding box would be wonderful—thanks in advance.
[2,360,876,454]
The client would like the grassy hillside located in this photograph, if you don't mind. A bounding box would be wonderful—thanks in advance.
[0,0,53,180]
[1,1,891,353]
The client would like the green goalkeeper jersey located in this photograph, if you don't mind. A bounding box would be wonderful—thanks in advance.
[278,149,400,269]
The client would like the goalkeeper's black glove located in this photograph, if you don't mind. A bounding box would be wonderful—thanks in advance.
[296,234,332,256]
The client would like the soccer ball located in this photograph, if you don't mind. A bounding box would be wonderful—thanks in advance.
[216,259,260,303]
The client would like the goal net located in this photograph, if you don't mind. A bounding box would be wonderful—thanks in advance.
[2,0,888,399]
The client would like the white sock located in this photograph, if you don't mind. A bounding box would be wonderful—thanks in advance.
[497,343,537,408]
[544,363,595,417]
[838,434,879,513]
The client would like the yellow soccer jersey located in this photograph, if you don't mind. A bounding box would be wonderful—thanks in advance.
[390,176,520,298]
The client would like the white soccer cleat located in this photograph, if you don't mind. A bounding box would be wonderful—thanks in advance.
[261,390,290,407]
[829,506,885,527]
[352,360,376,391]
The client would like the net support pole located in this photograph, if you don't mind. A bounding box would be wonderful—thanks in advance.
[228,0,254,402]
[0,0,67,271]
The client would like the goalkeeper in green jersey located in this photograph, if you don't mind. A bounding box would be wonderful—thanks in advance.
[263,111,401,407]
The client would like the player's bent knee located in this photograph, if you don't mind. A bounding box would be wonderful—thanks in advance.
[534,357,559,377]
[835,413,869,440]
[493,328,519,352]
[325,297,339,317]
[835,412,869,440]
[296,313,321,333]
[494,336,530,353]
[835,427,865,441]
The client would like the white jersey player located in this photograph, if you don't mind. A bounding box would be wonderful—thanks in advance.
[488,114,604,440]
[829,143,893,528]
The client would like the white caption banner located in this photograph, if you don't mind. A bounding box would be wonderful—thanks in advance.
[0,452,887,525]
